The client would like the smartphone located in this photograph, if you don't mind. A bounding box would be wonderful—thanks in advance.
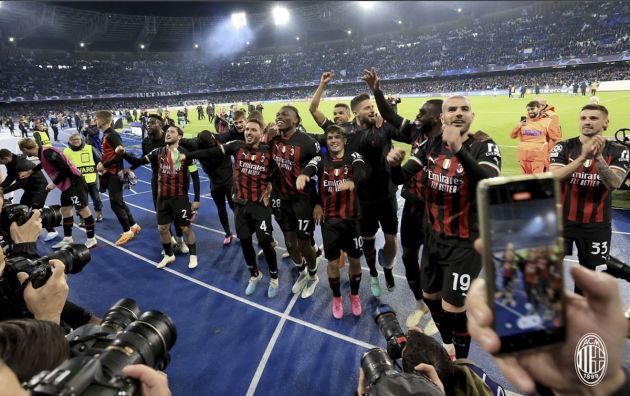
[477,174,566,354]
[520,116,527,122]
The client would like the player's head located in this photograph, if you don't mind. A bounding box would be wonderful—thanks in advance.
[18,138,38,156]
[526,101,541,119]
[147,114,164,136]
[351,93,375,127]
[416,99,443,134]
[276,106,301,133]
[333,103,351,124]
[534,97,547,108]
[68,133,83,148]
[324,124,346,156]
[233,110,247,133]
[441,95,474,135]
[0,149,13,165]
[94,110,113,130]
[197,130,218,149]
[579,104,609,136]
[245,118,265,146]
[165,126,183,145]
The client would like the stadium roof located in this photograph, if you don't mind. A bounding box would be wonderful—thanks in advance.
[0,1,538,52]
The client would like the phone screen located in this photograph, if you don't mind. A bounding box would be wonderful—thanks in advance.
[520,116,527,122]
[485,178,565,353]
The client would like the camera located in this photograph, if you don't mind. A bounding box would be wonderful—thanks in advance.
[25,298,177,396]
[1,203,62,240]
[605,255,630,283]
[359,305,443,396]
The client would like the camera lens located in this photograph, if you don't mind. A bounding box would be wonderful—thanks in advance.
[101,298,141,333]
[361,348,395,385]
[48,244,91,274]
[374,304,407,360]
[40,205,62,229]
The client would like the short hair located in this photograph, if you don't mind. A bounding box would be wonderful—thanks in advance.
[280,105,302,124]
[233,110,246,120]
[18,138,37,151]
[581,104,608,116]
[248,110,264,125]
[68,133,82,140]
[426,99,444,112]
[0,319,69,382]
[247,117,266,131]
[402,331,455,391]
[442,95,471,112]
[526,101,541,108]
[94,110,113,123]
[324,124,347,139]
[350,93,371,112]
[167,126,184,136]
[333,103,350,112]
[197,130,218,149]
[0,149,13,159]
[148,113,164,124]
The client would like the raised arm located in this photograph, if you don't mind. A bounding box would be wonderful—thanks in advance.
[309,72,334,127]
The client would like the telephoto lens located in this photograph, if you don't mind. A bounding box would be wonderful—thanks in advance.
[101,298,141,333]
[40,205,63,229]
[361,348,396,385]
[48,244,91,274]
[374,305,408,360]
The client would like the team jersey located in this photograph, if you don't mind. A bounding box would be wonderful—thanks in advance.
[146,146,194,198]
[188,140,275,204]
[101,128,124,174]
[550,137,629,227]
[402,133,502,243]
[270,131,320,200]
[302,151,366,221]
[401,125,429,201]
[510,116,561,162]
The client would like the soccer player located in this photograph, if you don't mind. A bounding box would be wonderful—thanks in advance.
[550,104,629,294]
[510,100,561,174]
[95,110,141,246]
[309,71,353,132]
[216,110,246,143]
[367,67,443,324]
[185,118,279,297]
[18,138,97,249]
[296,125,366,318]
[118,126,200,270]
[270,106,321,299]
[387,95,501,359]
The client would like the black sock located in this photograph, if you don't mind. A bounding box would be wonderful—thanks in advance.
[294,257,306,273]
[402,253,423,301]
[84,215,95,238]
[248,265,259,278]
[162,243,173,256]
[363,239,378,277]
[349,273,362,295]
[187,243,196,255]
[63,217,73,237]
[425,299,452,344]
[308,264,318,277]
[328,277,341,297]
[445,311,471,359]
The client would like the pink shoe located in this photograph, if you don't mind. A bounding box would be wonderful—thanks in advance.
[349,294,362,317]
[332,296,343,319]
[223,235,233,246]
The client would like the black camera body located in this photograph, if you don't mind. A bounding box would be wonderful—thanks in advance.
[1,203,62,241]
[25,298,177,396]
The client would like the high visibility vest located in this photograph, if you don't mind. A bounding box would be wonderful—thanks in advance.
[34,131,52,148]
[64,145,97,183]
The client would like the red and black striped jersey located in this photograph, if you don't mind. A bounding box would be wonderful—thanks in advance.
[101,128,124,175]
[550,137,629,227]
[270,131,320,200]
[302,152,366,221]
[146,146,194,198]
[402,134,502,244]
[223,140,275,204]
[402,129,429,202]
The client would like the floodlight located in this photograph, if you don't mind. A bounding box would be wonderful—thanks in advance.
[140,44,145,49]
[347,30,351,35]
[397,20,402,24]
[194,43,199,48]
[457,8,462,12]
[273,6,290,26]
[296,36,300,41]
[231,12,247,28]
[359,2,375,10]
[9,37,14,42]
[246,41,250,45]
[79,42,85,47]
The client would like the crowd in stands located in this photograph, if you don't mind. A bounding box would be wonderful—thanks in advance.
[1,1,629,100]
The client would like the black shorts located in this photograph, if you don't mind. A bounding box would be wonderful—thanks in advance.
[277,197,314,240]
[420,232,481,307]
[359,196,398,237]
[157,196,192,227]
[322,219,363,261]
[400,198,426,251]
[564,226,611,269]
[60,179,89,209]
[234,202,273,243]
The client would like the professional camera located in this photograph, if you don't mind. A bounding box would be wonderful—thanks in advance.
[1,203,62,240]
[605,255,630,283]
[25,298,177,396]
[359,305,444,396]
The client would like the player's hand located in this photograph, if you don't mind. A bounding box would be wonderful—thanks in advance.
[96,162,105,173]
[45,183,56,192]
[320,71,334,86]
[115,145,125,155]
[360,68,380,92]
[260,183,272,207]
[313,204,323,226]
[16,259,68,324]
[296,175,310,191]
[442,125,463,153]
[580,138,599,160]
[337,180,355,192]
[190,201,200,222]
[467,239,627,395]
[386,148,406,167]
[592,135,606,160]
[18,170,33,179]
[122,365,172,396]
[266,123,279,141]
[375,113,384,128]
